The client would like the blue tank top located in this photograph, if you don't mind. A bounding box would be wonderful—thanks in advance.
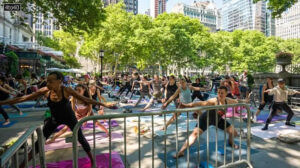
[180,87,192,104]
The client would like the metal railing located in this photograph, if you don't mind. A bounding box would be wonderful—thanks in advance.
[72,103,253,168]
[0,126,46,168]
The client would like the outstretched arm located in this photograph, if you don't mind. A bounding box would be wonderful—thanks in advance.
[65,87,115,108]
[0,87,48,105]
[181,100,213,108]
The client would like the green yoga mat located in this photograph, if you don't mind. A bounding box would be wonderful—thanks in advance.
[295,121,300,126]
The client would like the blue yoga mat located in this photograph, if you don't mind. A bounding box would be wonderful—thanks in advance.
[0,113,27,119]
[0,121,17,128]
[158,140,259,168]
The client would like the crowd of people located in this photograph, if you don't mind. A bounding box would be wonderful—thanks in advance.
[0,70,299,166]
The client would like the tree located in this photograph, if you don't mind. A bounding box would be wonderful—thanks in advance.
[4,0,105,33]
[254,0,299,18]
[6,51,19,76]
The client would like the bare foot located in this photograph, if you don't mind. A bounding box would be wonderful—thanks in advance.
[228,142,239,149]
[172,152,184,159]
[160,127,166,131]
[19,111,23,115]
[45,139,55,144]
[141,109,146,112]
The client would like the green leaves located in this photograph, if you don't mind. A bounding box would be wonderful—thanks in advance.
[254,0,299,18]
[4,0,105,33]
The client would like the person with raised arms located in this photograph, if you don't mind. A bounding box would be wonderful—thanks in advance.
[0,71,116,166]
[173,86,247,158]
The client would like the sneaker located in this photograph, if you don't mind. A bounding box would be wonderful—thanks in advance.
[2,121,10,126]
[285,122,296,127]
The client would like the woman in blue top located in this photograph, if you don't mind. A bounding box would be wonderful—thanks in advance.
[161,78,206,130]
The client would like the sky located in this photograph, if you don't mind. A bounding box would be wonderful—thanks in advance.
[138,0,223,14]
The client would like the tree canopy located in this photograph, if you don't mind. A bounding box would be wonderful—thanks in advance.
[254,0,299,17]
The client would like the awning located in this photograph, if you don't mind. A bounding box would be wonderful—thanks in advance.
[0,54,7,59]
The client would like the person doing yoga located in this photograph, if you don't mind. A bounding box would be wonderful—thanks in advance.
[0,71,116,166]
[161,78,206,130]
[262,78,300,130]
[46,84,109,144]
[174,86,243,158]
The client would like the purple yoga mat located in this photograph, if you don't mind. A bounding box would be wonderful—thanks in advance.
[45,132,123,151]
[31,152,124,168]
[256,114,287,123]
[56,120,119,132]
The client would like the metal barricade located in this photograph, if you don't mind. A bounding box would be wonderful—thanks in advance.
[72,103,253,168]
[0,126,46,168]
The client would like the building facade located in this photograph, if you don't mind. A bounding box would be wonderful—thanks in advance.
[0,2,33,45]
[150,0,167,18]
[275,1,300,39]
[103,0,138,14]
[172,1,219,32]
[221,0,271,35]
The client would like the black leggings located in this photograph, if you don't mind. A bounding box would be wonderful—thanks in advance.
[266,102,293,124]
[192,92,204,101]
[197,110,231,131]
[36,117,91,153]
[0,105,9,120]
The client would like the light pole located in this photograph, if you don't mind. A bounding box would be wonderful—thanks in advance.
[100,50,104,80]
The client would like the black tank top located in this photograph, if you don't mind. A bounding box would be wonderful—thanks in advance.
[166,83,178,99]
[215,98,227,116]
[47,86,75,121]
[0,84,9,100]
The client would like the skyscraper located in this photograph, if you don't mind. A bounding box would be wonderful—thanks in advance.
[221,0,268,35]
[172,1,219,32]
[150,0,167,18]
[103,0,138,15]
[275,1,300,39]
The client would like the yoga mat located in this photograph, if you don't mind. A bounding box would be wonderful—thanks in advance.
[246,122,300,139]
[158,140,258,168]
[224,112,247,118]
[256,114,287,124]
[0,121,17,128]
[31,152,124,168]
[295,121,300,126]
[2,101,47,109]
[45,132,123,151]
[56,120,119,132]
[0,113,27,119]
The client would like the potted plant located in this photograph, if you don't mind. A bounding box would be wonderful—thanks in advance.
[276,52,293,65]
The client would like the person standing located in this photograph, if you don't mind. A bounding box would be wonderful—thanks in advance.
[253,77,274,122]
[262,79,300,130]
[239,70,249,99]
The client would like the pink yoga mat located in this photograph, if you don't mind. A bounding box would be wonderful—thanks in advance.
[45,132,123,151]
[224,112,247,118]
[56,120,119,132]
[31,152,124,168]
[256,114,287,123]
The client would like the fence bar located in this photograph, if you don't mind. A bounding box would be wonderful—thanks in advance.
[197,112,200,167]
[152,115,154,168]
[109,119,112,168]
[206,110,209,168]
[239,106,242,161]
[186,112,190,168]
[215,108,218,167]
[224,108,227,165]
[124,117,127,168]
[93,120,96,168]
[36,127,46,168]
[138,116,141,168]
[175,113,178,168]
[231,107,235,163]
[164,113,167,168]
[14,151,19,168]
[246,106,251,163]
[24,142,28,168]
[31,134,36,168]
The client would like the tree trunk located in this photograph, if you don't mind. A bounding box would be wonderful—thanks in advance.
[158,63,162,77]
[113,53,120,76]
